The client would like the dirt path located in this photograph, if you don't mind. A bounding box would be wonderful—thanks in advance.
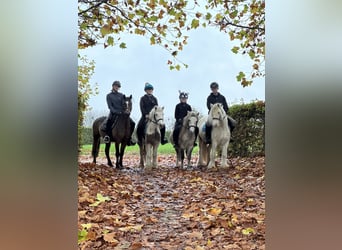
[78,156,265,249]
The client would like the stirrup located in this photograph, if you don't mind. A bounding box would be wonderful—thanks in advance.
[127,139,136,146]
[103,135,110,143]
[161,139,168,145]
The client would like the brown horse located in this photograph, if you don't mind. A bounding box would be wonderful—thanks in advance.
[91,95,133,169]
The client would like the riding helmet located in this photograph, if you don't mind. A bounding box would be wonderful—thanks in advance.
[210,82,219,89]
[144,82,154,91]
[112,80,121,87]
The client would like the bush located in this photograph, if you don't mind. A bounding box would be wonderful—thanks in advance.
[80,127,93,145]
[228,100,265,157]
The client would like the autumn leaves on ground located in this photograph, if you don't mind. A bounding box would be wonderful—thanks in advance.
[78,155,265,249]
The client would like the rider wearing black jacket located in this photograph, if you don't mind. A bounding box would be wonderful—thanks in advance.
[137,82,168,145]
[205,82,236,144]
[173,91,198,147]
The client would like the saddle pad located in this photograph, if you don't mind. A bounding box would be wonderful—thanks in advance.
[201,124,206,132]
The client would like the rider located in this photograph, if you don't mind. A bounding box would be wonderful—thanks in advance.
[103,80,136,145]
[136,82,168,145]
[172,91,198,147]
[205,82,236,144]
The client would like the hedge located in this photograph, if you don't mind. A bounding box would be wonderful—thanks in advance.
[228,100,265,157]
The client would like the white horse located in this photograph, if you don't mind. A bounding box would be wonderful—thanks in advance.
[138,106,165,170]
[197,103,231,169]
[170,110,199,169]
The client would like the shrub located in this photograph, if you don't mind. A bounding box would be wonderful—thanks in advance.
[228,100,265,157]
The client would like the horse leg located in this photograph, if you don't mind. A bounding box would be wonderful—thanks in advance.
[180,149,185,169]
[118,143,126,169]
[145,144,152,169]
[220,142,229,168]
[197,138,204,167]
[115,143,121,169]
[138,144,145,168]
[92,133,101,164]
[105,142,113,167]
[186,147,193,168]
[175,146,181,168]
[207,142,217,169]
[152,145,158,169]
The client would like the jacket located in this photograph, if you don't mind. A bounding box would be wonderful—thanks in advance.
[140,94,158,116]
[174,102,192,121]
[107,91,124,115]
[206,92,229,113]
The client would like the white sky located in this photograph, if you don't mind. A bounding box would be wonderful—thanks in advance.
[80,27,265,127]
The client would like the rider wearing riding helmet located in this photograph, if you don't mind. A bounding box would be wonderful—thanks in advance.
[173,91,198,147]
[206,82,236,144]
[103,80,136,145]
[136,82,168,145]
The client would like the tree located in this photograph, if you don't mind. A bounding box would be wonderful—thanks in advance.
[78,55,98,150]
[78,0,264,87]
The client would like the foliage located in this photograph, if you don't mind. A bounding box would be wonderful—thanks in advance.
[78,0,265,86]
[78,55,98,151]
[228,100,265,157]
[78,156,265,248]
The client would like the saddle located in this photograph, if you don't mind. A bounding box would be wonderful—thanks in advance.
[100,116,120,132]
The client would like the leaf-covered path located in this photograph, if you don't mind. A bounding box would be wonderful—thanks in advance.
[78,155,265,249]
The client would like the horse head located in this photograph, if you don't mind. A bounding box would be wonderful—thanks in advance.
[149,106,165,127]
[184,111,199,132]
[123,95,132,115]
[208,103,226,127]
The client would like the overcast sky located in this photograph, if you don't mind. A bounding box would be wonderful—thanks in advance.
[80,27,265,127]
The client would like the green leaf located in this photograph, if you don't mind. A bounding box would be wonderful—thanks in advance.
[119,42,127,49]
[150,36,156,45]
[191,19,200,29]
[78,229,88,243]
[231,46,239,54]
[236,71,245,82]
[107,36,114,46]
[205,12,212,20]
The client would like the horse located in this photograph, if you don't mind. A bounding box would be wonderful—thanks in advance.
[197,103,231,169]
[170,111,199,169]
[138,106,165,170]
[91,95,133,169]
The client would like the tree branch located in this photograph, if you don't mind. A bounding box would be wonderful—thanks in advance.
[222,17,265,31]
[78,0,108,16]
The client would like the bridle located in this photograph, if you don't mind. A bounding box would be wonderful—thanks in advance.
[149,111,164,125]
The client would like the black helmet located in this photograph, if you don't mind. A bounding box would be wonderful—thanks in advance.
[112,80,121,87]
[179,91,188,99]
[210,82,219,89]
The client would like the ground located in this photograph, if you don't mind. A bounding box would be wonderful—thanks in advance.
[78,154,265,250]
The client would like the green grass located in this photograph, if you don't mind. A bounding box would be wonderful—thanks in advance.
[79,143,199,156]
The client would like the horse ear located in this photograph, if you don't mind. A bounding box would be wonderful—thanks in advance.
[129,94,132,99]
[123,94,126,98]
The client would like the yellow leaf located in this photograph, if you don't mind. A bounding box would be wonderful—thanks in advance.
[208,207,222,216]
[241,227,255,235]
[207,239,213,247]
[81,223,92,229]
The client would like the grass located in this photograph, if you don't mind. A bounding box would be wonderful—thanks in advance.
[79,143,199,156]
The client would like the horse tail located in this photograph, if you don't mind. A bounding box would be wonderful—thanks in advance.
[91,116,106,162]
